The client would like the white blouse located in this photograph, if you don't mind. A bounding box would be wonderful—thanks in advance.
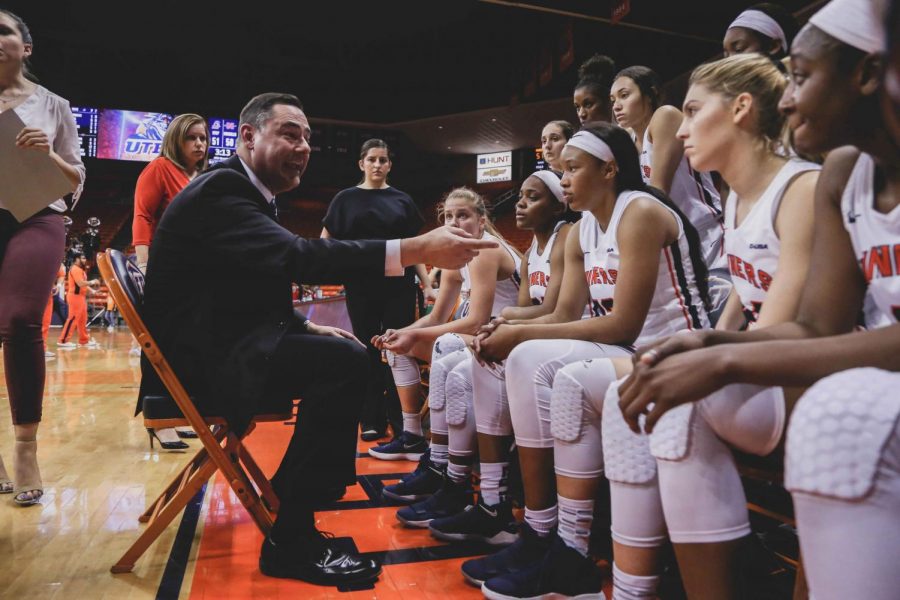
[11,84,85,213]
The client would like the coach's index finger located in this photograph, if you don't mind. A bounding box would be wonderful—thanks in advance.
[462,237,499,250]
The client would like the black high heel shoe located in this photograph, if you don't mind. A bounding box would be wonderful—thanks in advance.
[147,428,190,450]
[175,428,199,439]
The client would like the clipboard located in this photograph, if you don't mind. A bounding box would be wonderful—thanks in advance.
[0,109,73,221]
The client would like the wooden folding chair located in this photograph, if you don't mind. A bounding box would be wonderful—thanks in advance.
[98,249,291,574]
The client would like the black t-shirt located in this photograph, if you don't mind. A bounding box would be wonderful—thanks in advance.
[323,186,424,289]
[323,186,424,241]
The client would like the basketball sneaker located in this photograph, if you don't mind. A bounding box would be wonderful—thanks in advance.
[460,521,552,587]
[429,496,518,545]
[395,475,473,528]
[367,431,427,461]
[382,451,444,503]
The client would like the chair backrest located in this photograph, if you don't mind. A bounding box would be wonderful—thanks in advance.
[106,249,145,309]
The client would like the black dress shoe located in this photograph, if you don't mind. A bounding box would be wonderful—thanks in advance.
[360,428,387,442]
[259,534,381,586]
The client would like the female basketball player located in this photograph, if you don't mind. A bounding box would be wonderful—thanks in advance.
[611,65,724,268]
[463,123,710,599]
[540,120,574,173]
[723,3,799,60]
[601,53,819,600]
[573,55,616,125]
[616,2,898,598]
[388,171,573,530]
[369,188,521,466]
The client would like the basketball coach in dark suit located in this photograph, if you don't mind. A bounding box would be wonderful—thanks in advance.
[138,92,495,587]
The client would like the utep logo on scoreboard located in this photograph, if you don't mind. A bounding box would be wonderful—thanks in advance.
[97,109,173,162]
[476,151,512,183]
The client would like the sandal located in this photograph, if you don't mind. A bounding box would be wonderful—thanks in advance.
[13,440,43,506]
[0,454,12,494]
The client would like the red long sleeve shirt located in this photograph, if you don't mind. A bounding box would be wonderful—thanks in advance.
[132,157,190,247]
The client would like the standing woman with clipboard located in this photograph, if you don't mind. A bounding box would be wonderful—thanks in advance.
[0,10,85,507]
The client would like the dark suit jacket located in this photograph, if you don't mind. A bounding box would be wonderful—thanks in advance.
[138,155,385,434]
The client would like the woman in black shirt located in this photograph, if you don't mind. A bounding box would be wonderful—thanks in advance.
[322,139,427,442]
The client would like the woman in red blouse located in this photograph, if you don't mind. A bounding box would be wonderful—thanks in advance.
[132,113,209,269]
[131,113,208,449]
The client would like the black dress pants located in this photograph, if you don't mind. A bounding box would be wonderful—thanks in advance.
[266,330,368,537]
[344,277,416,436]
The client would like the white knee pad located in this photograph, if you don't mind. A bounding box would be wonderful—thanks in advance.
[446,358,477,457]
[386,350,420,387]
[471,358,513,437]
[552,359,617,479]
[602,380,657,485]
[433,333,467,361]
[507,339,625,449]
[428,334,468,412]
[789,377,900,600]
[655,400,750,544]
[786,368,900,501]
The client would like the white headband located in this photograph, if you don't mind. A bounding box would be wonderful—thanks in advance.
[728,10,788,53]
[564,131,615,163]
[530,170,565,203]
[807,0,886,54]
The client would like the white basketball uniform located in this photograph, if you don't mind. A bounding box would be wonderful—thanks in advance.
[507,190,708,457]
[526,221,565,305]
[390,231,519,388]
[440,229,558,459]
[457,231,521,319]
[726,159,821,325]
[785,152,900,600]
[597,159,819,583]
[641,128,724,268]
[428,232,521,452]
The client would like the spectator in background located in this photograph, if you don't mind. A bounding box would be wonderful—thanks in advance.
[0,9,85,506]
[41,262,65,358]
[322,138,428,442]
[131,113,209,448]
[132,113,209,270]
[57,252,100,348]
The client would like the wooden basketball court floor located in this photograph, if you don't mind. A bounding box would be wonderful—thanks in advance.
[1,329,574,599]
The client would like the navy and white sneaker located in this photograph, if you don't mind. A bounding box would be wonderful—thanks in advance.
[395,476,473,528]
[481,534,605,600]
[368,431,427,461]
[383,454,444,503]
[460,521,552,587]
[429,496,518,545]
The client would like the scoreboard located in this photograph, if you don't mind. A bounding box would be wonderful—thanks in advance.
[208,117,239,164]
[71,106,98,158]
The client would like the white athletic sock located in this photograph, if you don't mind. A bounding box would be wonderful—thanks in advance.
[611,563,659,600]
[480,461,509,506]
[447,461,472,484]
[430,442,449,466]
[402,411,423,436]
[524,504,557,537]
[558,495,593,556]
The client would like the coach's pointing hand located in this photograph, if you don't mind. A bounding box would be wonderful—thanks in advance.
[400,226,499,270]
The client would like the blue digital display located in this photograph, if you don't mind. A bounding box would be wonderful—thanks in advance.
[208,117,239,164]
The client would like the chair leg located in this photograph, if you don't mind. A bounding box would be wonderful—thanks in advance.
[221,432,276,535]
[139,426,225,523]
[111,458,218,573]
[239,444,280,513]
